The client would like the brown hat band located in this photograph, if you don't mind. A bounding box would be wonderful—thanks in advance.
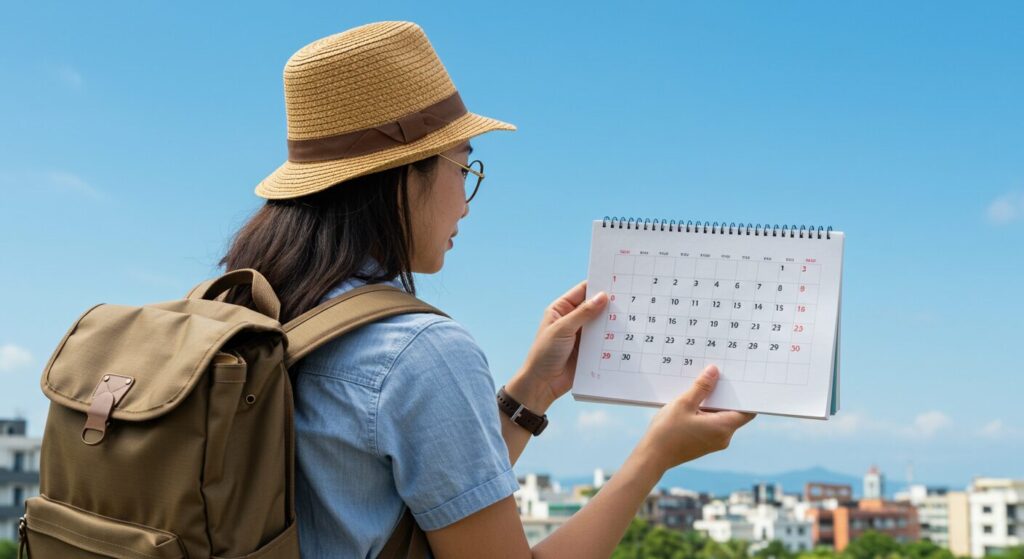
[286,91,467,163]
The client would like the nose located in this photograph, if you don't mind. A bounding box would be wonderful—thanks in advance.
[461,200,470,218]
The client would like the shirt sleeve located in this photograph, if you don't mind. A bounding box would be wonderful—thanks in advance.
[374,316,520,531]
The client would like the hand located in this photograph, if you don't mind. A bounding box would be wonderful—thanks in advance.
[506,280,609,412]
[633,365,756,474]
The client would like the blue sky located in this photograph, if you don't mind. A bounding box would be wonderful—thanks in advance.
[1,1,1022,489]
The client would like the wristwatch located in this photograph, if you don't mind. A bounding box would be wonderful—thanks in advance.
[496,385,548,436]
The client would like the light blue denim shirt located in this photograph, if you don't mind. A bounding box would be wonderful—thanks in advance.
[292,261,518,558]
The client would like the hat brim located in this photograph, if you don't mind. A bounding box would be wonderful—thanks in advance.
[255,112,516,200]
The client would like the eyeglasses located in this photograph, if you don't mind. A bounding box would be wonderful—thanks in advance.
[437,153,485,203]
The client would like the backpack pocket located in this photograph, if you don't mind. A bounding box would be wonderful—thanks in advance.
[211,520,299,558]
[21,495,186,559]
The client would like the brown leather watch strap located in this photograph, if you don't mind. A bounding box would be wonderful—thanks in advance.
[496,385,548,436]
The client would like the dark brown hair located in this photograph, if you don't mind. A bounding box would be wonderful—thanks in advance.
[219,156,438,324]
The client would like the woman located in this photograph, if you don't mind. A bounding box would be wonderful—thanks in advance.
[221,21,755,558]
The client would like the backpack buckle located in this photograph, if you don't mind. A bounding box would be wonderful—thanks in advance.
[81,374,135,445]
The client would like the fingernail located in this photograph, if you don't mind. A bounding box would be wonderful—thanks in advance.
[590,292,606,303]
[704,366,719,379]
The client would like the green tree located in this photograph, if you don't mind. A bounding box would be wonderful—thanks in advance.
[990,546,1024,559]
[642,526,690,559]
[756,540,796,559]
[613,518,723,559]
[612,518,654,559]
[841,531,901,559]
[901,539,955,559]
[0,539,18,559]
[699,538,750,559]
[797,545,840,559]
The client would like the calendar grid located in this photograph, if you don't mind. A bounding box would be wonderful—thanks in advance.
[600,254,822,387]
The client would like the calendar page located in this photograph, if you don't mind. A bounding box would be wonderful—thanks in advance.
[572,219,844,420]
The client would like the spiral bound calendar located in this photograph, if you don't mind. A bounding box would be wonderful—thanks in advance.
[572,218,844,420]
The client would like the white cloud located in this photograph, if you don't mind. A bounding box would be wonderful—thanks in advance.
[0,344,32,372]
[976,419,1020,440]
[577,409,613,429]
[753,409,958,441]
[979,419,1005,438]
[0,170,107,200]
[752,410,878,439]
[900,411,952,439]
[829,411,866,435]
[46,171,105,200]
[987,192,1024,225]
[55,65,84,90]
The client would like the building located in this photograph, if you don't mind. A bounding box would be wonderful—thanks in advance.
[948,491,972,557]
[515,473,589,545]
[967,478,1023,558]
[587,469,711,532]
[639,488,710,531]
[804,497,919,551]
[864,465,885,500]
[515,473,587,518]
[804,482,854,505]
[0,419,41,540]
[894,484,952,548]
[692,497,811,548]
[754,482,785,505]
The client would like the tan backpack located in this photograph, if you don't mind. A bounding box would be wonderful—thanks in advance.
[19,268,437,558]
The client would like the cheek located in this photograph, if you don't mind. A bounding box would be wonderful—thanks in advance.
[442,183,465,225]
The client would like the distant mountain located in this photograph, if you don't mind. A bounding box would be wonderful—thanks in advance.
[558,465,867,498]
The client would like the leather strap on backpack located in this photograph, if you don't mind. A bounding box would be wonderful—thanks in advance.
[186,268,282,321]
[283,283,446,558]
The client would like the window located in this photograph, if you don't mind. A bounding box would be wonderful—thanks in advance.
[13,452,24,472]
[1008,525,1016,536]
[983,525,993,534]
[12,487,23,506]
[983,506,993,514]
[1008,505,1017,519]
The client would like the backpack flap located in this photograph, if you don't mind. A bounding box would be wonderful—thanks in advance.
[40,301,285,445]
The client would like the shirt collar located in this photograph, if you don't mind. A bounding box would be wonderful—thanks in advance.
[319,256,409,304]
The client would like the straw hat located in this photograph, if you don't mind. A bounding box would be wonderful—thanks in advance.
[255,21,516,200]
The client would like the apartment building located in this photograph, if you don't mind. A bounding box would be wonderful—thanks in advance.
[0,419,41,540]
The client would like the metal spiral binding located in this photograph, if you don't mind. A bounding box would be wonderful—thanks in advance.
[601,216,832,239]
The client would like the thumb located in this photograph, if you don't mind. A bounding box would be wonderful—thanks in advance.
[551,291,608,337]
[679,365,720,408]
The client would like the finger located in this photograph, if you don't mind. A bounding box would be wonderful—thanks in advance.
[707,410,757,429]
[550,290,608,336]
[565,330,582,371]
[541,280,589,328]
[679,365,719,408]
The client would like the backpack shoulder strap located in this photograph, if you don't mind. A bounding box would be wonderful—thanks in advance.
[282,283,448,370]
[283,282,439,558]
